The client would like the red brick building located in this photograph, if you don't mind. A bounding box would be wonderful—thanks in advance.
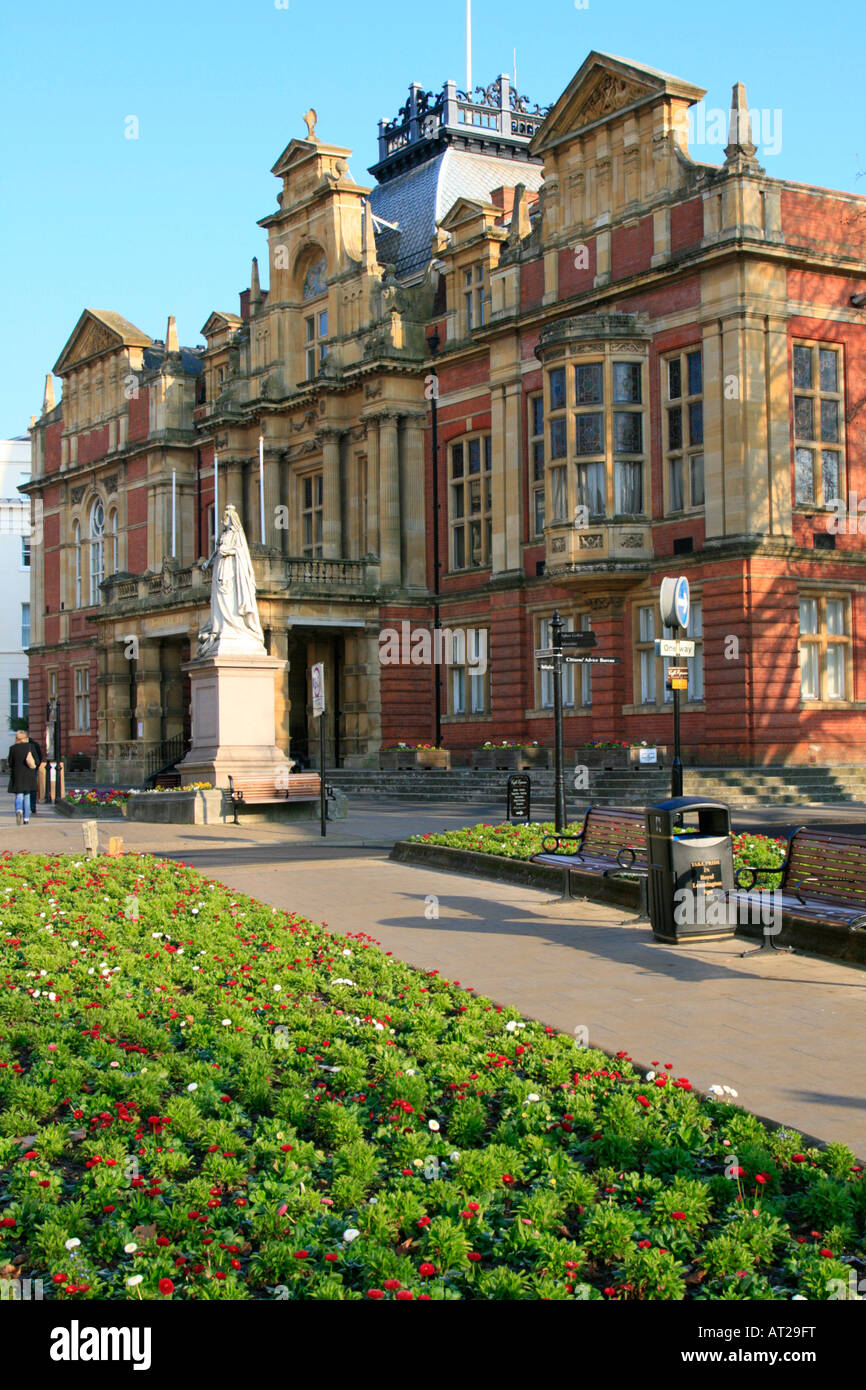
[25,52,866,778]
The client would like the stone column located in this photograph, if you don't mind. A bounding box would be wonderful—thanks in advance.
[321,427,343,559]
[263,446,282,551]
[269,624,291,755]
[224,462,244,519]
[365,418,380,557]
[401,414,426,589]
[134,639,164,756]
[378,413,401,586]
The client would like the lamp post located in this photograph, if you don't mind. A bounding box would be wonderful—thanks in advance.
[46,698,62,804]
[550,609,567,832]
[427,329,442,750]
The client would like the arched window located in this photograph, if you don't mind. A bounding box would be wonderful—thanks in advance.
[73,521,82,607]
[300,250,328,381]
[89,498,105,605]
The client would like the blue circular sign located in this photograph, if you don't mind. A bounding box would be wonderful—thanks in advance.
[674,576,690,630]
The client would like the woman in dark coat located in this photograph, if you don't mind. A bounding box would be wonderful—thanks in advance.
[7,730,40,825]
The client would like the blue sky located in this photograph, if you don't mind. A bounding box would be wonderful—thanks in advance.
[1,0,862,437]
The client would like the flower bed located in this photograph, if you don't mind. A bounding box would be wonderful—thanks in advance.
[1,849,862,1302]
[409,823,788,881]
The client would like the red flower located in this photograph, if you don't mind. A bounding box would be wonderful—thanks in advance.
[791,1154,806,1163]
[755,1173,769,1185]
[383,1279,401,1291]
[419,1262,435,1277]
[637,1240,651,1249]
[501,1174,515,1185]
[820,1249,834,1258]
[366,1289,385,1300]
[467,1252,481,1262]
[324,1253,339,1263]
[395,1289,414,1300]
[293,1250,309,1260]
[156,1236,170,1247]
[158,1278,174,1297]
[671,1211,687,1220]
[417,1217,430,1228]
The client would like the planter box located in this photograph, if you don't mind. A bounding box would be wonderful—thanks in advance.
[379,748,451,771]
[56,799,129,820]
[570,747,630,770]
[471,747,550,771]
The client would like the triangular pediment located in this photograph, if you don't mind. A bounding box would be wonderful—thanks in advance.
[438,196,497,233]
[270,137,353,180]
[530,51,705,155]
[54,309,152,376]
[201,311,242,339]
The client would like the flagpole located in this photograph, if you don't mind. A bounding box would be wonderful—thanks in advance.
[466,0,472,93]
[213,451,219,544]
[259,435,265,544]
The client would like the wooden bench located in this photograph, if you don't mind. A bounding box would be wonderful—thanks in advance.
[532,806,648,900]
[735,826,866,935]
[227,772,322,825]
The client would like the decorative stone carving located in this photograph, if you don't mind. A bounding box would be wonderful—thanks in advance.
[575,73,646,126]
[620,532,646,548]
[71,485,86,504]
[104,474,118,493]
[578,533,604,549]
[550,535,566,553]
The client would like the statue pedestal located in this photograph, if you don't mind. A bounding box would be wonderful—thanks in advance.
[176,652,292,788]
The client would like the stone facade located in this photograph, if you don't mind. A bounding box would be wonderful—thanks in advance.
[23,52,866,779]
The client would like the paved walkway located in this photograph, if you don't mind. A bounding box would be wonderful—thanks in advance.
[3,801,866,1155]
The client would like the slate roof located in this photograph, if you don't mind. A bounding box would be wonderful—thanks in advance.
[369,147,544,279]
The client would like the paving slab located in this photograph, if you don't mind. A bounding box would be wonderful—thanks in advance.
[2,801,865,1155]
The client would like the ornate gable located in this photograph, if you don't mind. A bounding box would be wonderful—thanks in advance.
[530,51,705,155]
[54,309,152,376]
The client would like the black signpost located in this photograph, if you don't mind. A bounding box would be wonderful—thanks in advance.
[506,773,531,823]
[535,615,620,834]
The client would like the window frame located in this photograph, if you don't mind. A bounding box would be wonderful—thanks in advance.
[528,393,545,537]
[73,665,91,732]
[798,591,851,703]
[545,354,647,525]
[633,597,705,708]
[448,433,493,572]
[792,340,845,509]
[300,470,324,558]
[448,627,490,717]
[663,347,705,515]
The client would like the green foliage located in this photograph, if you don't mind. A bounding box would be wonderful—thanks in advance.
[0,850,862,1302]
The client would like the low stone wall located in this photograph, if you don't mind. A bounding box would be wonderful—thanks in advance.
[389,840,866,966]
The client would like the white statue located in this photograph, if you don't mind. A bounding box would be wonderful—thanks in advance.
[197,504,266,655]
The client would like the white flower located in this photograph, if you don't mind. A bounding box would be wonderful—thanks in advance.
[708,1085,724,1096]
[342,948,352,957]
[405,1068,415,1076]
[525,1093,540,1104]
[428,1119,440,1131]
[723,1086,738,1098]
[413,1159,424,1168]
[505,1020,517,1032]
[273,984,281,992]
[221,1018,232,1027]
[127,1275,143,1287]
[124,1242,138,1254]
[65,1238,81,1251]
[110,1061,120,1068]
[187,1083,198,1092]
[450,1151,460,1162]
[152,932,162,940]
[645,1071,656,1081]
[343,1228,360,1243]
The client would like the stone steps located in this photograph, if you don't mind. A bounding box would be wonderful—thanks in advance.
[325,765,866,809]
